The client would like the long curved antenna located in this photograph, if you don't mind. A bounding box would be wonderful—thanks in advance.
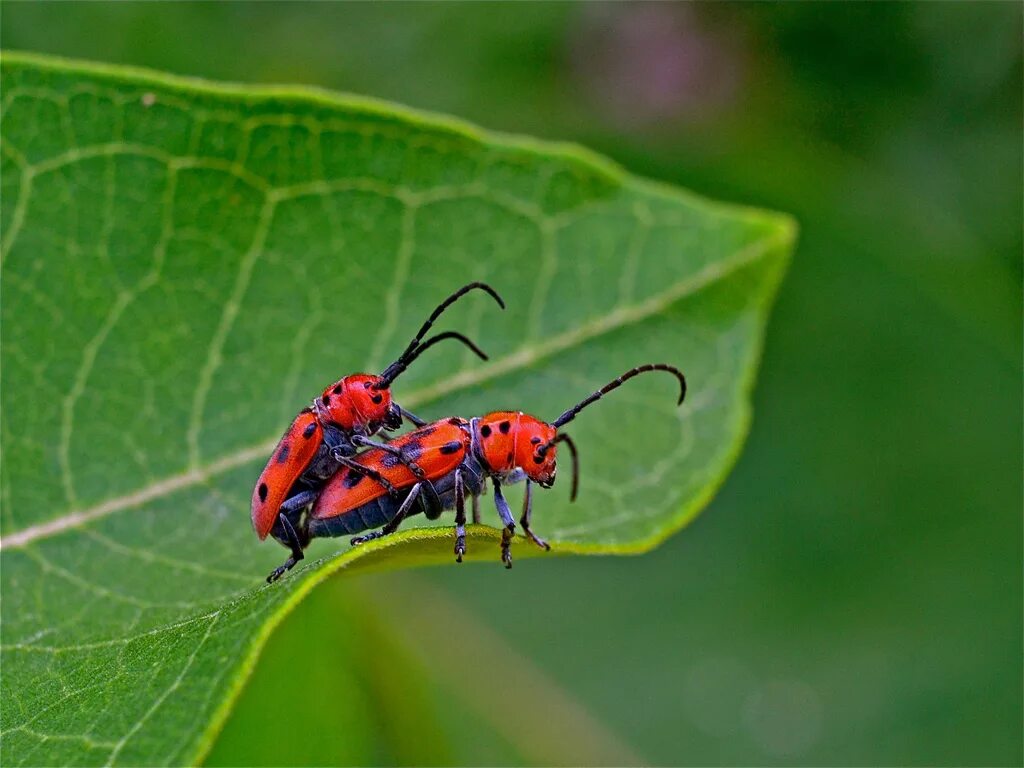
[377,331,490,387]
[412,331,489,362]
[376,282,505,387]
[551,364,686,428]
[540,433,579,502]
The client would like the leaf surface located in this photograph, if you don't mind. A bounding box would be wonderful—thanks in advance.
[0,52,794,765]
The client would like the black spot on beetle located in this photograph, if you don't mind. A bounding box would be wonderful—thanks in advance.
[371,394,383,405]
[332,385,342,395]
[302,422,317,439]
[533,456,545,464]
[499,421,511,434]
[480,425,492,437]
[321,394,331,406]
[344,471,365,489]
[363,381,372,388]
[258,483,269,502]
[530,437,541,444]
[439,440,462,455]
[276,444,290,464]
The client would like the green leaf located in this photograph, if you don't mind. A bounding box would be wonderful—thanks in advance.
[0,51,794,766]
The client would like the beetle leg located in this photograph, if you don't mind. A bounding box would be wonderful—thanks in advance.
[504,468,527,485]
[398,405,427,428]
[453,468,466,562]
[323,427,356,460]
[492,479,516,569]
[474,470,486,521]
[279,489,318,514]
[351,483,421,546]
[418,478,444,520]
[334,456,399,497]
[352,435,426,479]
[267,514,305,583]
[519,480,550,551]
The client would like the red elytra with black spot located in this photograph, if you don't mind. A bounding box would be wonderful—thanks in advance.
[313,419,470,519]
[252,410,323,539]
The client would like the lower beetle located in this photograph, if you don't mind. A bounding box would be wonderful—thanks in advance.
[265,364,686,580]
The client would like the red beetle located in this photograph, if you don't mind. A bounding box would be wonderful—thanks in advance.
[264,364,685,581]
[252,282,504,557]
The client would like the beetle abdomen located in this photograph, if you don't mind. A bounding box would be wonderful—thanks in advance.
[309,496,395,538]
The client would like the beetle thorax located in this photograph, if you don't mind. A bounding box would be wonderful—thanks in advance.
[472,411,557,485]
[314,374,393,432]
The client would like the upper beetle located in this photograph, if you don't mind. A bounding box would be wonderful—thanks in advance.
[251,282,504,545]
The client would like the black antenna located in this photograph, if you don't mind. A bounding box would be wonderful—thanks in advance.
[396,331,489,369]
[551,364,686,429]
[376,282,505,387]
[539,433,579,502]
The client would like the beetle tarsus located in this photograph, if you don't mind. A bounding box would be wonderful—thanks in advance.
[266,552,301,583]
[267,515,305,583]
[501,524,515,568]
[350,530,384,546]
[524,528,550,551]
[519,479,550,551]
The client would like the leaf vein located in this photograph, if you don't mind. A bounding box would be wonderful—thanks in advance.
[186,195,275,470]
[106,613,221,765]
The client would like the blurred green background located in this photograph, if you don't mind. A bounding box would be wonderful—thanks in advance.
[4,3,1020,764]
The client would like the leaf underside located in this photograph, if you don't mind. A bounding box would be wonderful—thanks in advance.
[0,52,794,766]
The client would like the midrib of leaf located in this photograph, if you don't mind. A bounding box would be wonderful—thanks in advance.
[1,225,787,550]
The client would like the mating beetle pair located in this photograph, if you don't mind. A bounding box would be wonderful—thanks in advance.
[252,283,686,583]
